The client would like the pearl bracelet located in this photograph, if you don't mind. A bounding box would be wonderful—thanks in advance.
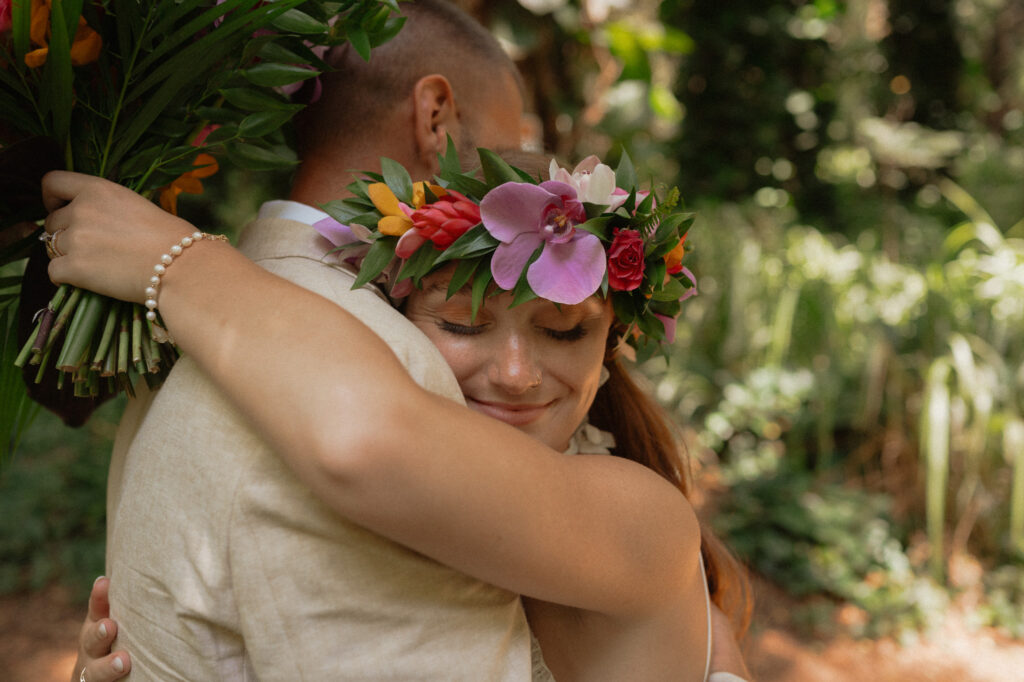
[144,231,229,322]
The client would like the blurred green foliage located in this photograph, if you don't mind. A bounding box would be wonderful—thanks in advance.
[0,399,122,603]
[473,0,1024,637]
[4,0,1023,641]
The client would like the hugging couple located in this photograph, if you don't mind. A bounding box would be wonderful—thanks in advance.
[47,1,753,680]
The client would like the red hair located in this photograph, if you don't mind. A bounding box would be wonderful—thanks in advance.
[588,359,753,636]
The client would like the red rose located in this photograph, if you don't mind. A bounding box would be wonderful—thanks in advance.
[409,190,481,249]
[607,228,645,291]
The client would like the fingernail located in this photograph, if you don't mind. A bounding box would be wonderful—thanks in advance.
[112,656,124,673]
[98,622,108,638]
[94,575,106,586]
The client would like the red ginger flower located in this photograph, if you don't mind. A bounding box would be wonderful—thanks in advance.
[408,191,480,248]
[0,0,12,34]
[606,228,645,291]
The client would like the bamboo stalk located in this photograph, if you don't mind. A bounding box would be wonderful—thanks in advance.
[91,301,121,368]
[38,286,84,360]
[57,292,107,372]
[131,305,143,365]
[117,315,129,377]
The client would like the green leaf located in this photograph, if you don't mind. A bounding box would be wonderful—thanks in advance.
[272,8,328,35]
[351,237,396,290]
[203,124,240,145]
[444,173,490,200]
[647,212,692,255]
[478,148,522,186]
[576,216,612,241]
[433,224,498,265]
[347,25,372,61]
[219,87,304,112]
[438,135,462,178]
[615,150,637,190]
[194,106,246,124]
[509,274,538,307]
[225,142,298,170]
[470,268,493,321]
[11,0,32,59]
[380,157,414,203]
[396,241,439,286]
[243,63,320,87]
[651,277,686,302]
[256,40,310,66]
[446,258,479,298]
[238,110,296,138]
[43,0,75,148]
[320,199,368,224]
[370,15,406,48]
[611,292,636,326]
[117,144,167,178]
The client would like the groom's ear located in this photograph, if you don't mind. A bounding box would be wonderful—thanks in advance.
[412,74,459,168]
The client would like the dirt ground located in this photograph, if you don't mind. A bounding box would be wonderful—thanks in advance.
[4,581,1024,682]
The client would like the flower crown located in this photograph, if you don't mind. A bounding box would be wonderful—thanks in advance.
[314,143,696,362]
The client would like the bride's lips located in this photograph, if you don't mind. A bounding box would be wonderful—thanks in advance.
[467,398,551,426]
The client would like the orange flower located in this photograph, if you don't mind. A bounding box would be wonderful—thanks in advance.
[663,233,688,274]
[159,154,219,215]
[24,0,102,69]
[368,181,447,236]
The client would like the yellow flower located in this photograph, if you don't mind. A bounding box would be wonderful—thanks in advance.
[368,181,446,236]
[24,0,103,69]
[159,154,219,216]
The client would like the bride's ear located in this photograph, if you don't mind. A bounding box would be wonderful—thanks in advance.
[412,74,459,168]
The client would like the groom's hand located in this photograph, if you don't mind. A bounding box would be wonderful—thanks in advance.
[71,576,131,682]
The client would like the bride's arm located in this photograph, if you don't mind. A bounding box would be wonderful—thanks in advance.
[43,172,702,619]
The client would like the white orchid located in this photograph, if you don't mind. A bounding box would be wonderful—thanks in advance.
[548,155,628,209]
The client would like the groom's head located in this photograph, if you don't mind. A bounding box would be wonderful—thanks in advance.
[290,0,525,204]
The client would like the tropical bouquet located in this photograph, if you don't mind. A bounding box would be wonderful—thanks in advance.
[0,0,404,441]
[313,143,697,363]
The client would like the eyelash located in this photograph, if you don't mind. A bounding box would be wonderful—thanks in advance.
[438,321,588,342]
[545,325,587,342]
[438,320,485,336]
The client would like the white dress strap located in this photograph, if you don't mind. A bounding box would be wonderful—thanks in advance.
[700,555,712,682]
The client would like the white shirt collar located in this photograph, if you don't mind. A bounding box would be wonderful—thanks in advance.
[257,199,330,226]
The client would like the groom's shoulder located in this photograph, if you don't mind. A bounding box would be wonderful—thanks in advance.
[238,216,464,402]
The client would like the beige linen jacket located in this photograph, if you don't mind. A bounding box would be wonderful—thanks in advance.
[105,215,531,680]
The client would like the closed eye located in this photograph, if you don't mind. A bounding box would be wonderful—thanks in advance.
[544,325,587,342]
[438,320,486,336]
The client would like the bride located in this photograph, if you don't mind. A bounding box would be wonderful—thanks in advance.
[47,151,752,681]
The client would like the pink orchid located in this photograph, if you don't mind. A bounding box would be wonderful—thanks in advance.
[312,217,370,248]
[480,181,606,305]
[549,156,628,209]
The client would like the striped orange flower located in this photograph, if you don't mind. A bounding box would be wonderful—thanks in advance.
[24,0,102,68]
[159,154,219,216]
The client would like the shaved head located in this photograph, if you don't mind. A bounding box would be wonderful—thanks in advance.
[295,0,524,162]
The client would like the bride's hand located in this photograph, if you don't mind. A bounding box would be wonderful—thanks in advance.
[71,577,131,682]
[41,171,197,302]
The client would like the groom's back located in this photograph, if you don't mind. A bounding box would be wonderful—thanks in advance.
[103,217,531,680]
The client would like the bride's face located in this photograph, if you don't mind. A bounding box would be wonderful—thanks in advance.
[404,270,615,451]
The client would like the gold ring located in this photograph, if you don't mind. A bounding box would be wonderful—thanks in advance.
[41,227,66,259]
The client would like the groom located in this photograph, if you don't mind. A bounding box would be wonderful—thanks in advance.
[102,1,533,679]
